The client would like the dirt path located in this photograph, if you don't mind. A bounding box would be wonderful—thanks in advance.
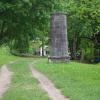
[0,65,12,98]
[30,64,69,100]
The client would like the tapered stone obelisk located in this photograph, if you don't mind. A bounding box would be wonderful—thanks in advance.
[48,12,70,62]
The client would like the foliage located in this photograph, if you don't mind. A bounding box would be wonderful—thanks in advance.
[0,0,100,58]
[0,46,20,65]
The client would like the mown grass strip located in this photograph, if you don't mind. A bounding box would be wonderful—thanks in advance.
[34,59,100,100]
[1,60,50,100]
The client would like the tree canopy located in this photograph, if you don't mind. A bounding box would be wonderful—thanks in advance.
[0,0,100,60]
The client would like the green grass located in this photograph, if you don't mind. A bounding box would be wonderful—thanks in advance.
[0,47,100,100]
[1,60,50,100]
[34,59,100,100]
[0,47,50,100]
[0,47,20,65]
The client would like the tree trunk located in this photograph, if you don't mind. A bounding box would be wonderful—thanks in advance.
[41,38,44,56]
[72,33,77,59]
[0,21,6,42]
[0,21,6,34]
[80,48,85,62]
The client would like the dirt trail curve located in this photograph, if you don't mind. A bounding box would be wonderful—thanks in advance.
[30,64,69,100]
[0,65,12,98]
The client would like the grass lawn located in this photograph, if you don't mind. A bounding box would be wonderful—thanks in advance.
[1,60,50,100]
[0,47,50,100]
[34,59,100,100]
[0,47,20,65]
[0,47,100,100]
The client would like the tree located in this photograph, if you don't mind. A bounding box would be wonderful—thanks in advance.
[0,0,99,59]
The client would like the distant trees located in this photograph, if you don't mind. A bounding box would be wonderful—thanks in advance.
[0,0,100,61]
[64,0,100,61]
[0,0,33,53]
[0,0,52,53]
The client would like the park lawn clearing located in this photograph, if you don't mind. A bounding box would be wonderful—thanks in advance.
[1,60,50,100]
[0,47,20,65]
[34,59,100,100]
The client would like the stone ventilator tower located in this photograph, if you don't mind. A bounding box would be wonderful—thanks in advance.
[48,12,70,62]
